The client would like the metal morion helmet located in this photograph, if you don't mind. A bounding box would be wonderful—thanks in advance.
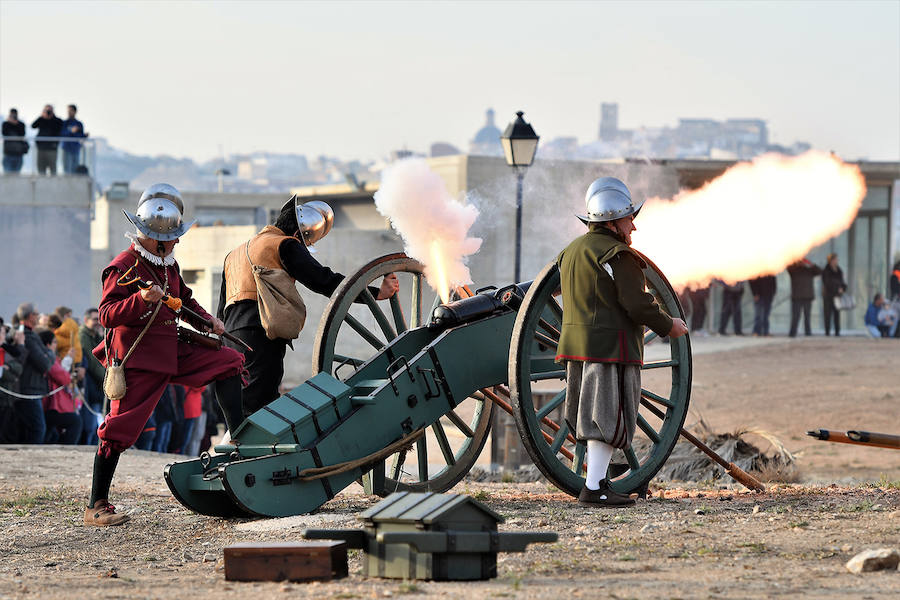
[577,177,643,225]
[123,183,196,241]
[281,195,334,250]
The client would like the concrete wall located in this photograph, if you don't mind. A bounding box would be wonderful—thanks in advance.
[1,175,93,321]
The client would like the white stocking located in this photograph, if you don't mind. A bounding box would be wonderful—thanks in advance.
[585,440,614,490]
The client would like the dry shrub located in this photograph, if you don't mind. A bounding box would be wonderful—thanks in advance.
[639,418,798,484]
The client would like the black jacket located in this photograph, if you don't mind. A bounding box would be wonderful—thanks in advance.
[0,342,26,407]
[748,275,776,299]
[18,326,53,397]
[821,265,846,298]
[2,120,28,156]
[31,116,63,149]
[787,261,822,300]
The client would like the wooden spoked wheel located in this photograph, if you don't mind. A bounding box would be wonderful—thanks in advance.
[508,253,692,496]
[312,253,493,495]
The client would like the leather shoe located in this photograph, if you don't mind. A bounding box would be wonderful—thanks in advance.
[578,481,636,507]
[84,500,130,526]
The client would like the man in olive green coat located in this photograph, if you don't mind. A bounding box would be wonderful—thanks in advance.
[557,177,688,507]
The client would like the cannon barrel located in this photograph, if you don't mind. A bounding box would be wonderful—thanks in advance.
[429,283,531,331]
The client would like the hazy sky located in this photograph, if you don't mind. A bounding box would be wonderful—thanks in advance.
[1,0,898,162]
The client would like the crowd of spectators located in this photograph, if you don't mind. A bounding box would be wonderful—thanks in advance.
[682,255,900,339]
[0,303,222,454]
[2,104,88,175]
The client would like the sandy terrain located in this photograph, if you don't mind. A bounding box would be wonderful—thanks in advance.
[1,336,898,599]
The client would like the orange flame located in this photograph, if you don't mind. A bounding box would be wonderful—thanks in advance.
[631,151,866,288]
[429,240,452,304]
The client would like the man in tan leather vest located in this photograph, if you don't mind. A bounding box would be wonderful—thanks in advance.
[218,197,398,423]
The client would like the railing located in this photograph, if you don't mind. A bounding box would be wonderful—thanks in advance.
[1,136,97,177]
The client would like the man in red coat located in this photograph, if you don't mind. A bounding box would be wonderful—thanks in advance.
[86,183,245,526]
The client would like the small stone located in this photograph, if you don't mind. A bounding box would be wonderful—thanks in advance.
[889,511,900,519]
[202,553,217,562]
[845,548,900,573]
[694,509,706,515]
[841,544,853,553]
[181,552,193,561]
[640,523,656,533]
[752,505,760,514]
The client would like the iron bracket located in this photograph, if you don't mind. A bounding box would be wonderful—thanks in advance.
[386,356,415,396]
[271,468,293,486]
[416,367,442,400]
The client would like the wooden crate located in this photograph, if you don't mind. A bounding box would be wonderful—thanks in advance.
[224,541,348,582]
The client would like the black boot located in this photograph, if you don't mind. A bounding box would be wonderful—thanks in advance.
[86,452,129,527]
[214,374,245,435]
[86,450,129,527]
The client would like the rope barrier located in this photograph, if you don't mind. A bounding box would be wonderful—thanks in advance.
[0,384,67,400]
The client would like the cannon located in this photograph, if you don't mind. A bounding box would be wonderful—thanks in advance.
[164,253,691,517]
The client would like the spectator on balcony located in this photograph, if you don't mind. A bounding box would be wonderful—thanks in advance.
[60,104,87,174]
[31,105,63,175]
[2,108,28,174]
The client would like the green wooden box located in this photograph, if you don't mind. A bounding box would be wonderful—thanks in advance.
[305,492,556,581]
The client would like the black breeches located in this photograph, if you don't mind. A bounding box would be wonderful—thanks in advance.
[225,326,288,416]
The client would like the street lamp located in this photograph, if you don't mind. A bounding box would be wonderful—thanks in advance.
[500,111,539,284]
[496,111,539,471]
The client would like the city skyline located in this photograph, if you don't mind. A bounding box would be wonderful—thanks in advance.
[1,1,898,163]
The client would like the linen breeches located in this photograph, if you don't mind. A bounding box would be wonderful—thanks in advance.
[564,361,641,449]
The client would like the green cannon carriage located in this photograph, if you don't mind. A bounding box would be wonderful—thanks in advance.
[164,252,691,517]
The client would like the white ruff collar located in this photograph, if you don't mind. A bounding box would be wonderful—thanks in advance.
[125,232,176,266]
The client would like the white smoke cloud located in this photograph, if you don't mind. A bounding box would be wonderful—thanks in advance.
[631,151,866,288]
[375,159,482,299]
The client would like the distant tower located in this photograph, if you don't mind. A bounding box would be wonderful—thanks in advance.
[599,103,619,141]
[469,107,503,156]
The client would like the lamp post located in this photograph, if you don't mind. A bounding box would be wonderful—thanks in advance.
[497,111,538,471]
[500,111,539,284]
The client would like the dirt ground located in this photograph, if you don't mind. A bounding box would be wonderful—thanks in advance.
[1,336,899,599]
